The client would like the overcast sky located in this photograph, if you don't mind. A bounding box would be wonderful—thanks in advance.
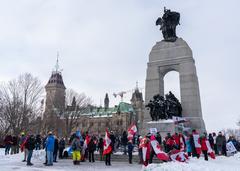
[0,0,239,132]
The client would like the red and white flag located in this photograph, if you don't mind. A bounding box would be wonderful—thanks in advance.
[179,134,186,151]
[169,149,188,162]
[83,134,90,149]
[139,137,151,166]
[206,140,215,159]
[103,129,112,155]
[150,135,169,161]
[193,132,201,155]
[127,124,137,140]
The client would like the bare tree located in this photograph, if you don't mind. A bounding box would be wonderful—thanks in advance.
[0,73,43,135]
[64,89,92,137]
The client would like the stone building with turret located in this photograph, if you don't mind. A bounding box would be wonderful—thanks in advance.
[42,59,66,135]
[43,60,144,137]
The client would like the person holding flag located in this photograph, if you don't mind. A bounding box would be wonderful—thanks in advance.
[103,129,112,166]
[139,136,151,166]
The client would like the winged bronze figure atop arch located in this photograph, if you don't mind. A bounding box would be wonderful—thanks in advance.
[156,7,180,42]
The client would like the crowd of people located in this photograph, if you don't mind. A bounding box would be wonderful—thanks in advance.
[2,129,240,167]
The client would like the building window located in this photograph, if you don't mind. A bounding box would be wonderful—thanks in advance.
[98,122,101,127]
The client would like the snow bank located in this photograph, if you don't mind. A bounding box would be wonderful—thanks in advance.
[143,153,240,171]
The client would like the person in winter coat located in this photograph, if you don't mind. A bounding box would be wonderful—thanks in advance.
[121,131,128,155]
[20,132,28,162]
[98,137,104,161]
[58,137,65,159]
[4,134,12,155]
[71,135,82,165]
[172,133,180,150]
[53,137,59,162]
[156,132,162,145]
[165,133,175,153]
[137,136,143,164]
[128,140,134,164]
[208,133,214,149]
[212,132,218,154]
[88,138,96,162]
[45,132,55,166]
[200,135,208,161]
[110,132,116,152]
[11,135,19,154]
[35,134,42,150]
[25,135,35,166]
[216,132,227,156]
[185,134,192,157]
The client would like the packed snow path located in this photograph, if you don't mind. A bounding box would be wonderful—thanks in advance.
[1,149,240,171]
[0,149,141,171]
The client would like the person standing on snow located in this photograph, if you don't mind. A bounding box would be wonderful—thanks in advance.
[98,137,104,161]
[58,137,65,159]
[128,140,134,164]
[71,134,82,165]
[25,134,35,166]
[53,137,59,162]
[88,138,96,162]
[200,135,208,161]
[45,131,55,166]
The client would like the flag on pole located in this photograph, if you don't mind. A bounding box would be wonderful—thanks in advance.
[150,135,169,161]
[103,129,112,155]
[127,124,137,140]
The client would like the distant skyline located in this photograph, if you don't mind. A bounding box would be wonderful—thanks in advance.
[0,0,239,132]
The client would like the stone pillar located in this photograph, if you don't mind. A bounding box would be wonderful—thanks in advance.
[143,38,206,134]
[179,61,206,132]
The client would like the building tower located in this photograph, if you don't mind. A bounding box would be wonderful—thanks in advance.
[131,82,144,133]
[43,56,66,135]
[104,93,109,110]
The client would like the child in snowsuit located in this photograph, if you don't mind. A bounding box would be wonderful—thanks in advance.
[71,135,81,165]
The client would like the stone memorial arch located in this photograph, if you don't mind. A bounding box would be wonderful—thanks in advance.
[144,38,206,132]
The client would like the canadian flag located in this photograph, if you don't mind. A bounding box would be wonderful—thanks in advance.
[206,140,215,159]
[83,134,90,149]
[139,137,151,166]
[169,149,188,162]
[103,129,112,155]
[150,135,169,161]
[179,134,186,151]
[127,124,137,140]
[193,132,201,155]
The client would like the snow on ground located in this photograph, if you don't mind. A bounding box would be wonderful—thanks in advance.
[0,149,141,171]
[144,153,240,171]
[1,149,240,171]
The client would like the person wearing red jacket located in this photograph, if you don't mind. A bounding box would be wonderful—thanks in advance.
[172,133,180,150]
[200,135,208,161]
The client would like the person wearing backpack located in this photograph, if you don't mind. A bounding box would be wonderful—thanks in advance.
[71,134,81,165]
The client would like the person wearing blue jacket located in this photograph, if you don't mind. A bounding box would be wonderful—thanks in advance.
[45,132,55,166]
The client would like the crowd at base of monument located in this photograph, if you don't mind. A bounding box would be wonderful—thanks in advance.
[2,126,240,169]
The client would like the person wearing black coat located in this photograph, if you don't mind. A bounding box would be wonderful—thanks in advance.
[53,138,59,162]
[127,140,134,164]
[25,135,35,166]
[35,134,42,150]
[98,138,104,161]
[121,131,128,155]
[58,138,65,159]
[88,138,96,162]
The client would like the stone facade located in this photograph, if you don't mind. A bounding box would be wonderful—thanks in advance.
[144,38,206,134]
[43,64,144,137]
[43,70,66,135]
